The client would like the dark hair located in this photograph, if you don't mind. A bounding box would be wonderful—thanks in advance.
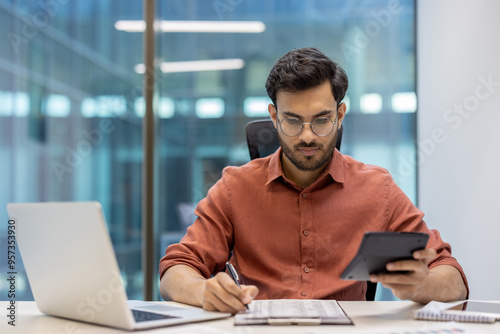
[265,47,348,107]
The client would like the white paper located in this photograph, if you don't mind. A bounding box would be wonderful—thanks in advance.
[248,299,346,317]
[234,299,352,325]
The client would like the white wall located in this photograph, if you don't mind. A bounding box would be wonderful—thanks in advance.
[417,0,500,299]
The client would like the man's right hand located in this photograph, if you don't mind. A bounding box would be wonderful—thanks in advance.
[202,272,258,313]
[160,264,258,314]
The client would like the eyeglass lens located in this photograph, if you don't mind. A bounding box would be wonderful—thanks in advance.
[280,117,335,136]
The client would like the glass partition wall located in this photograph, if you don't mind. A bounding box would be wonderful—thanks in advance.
[0,1,144,300]
[1,0,416,301]
[154,0,416,300]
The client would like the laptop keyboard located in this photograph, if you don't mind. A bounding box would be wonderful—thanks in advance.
[132,309,180,322]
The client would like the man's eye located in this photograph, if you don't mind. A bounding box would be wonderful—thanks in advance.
[314,118,330,125]
[286,118,301,125]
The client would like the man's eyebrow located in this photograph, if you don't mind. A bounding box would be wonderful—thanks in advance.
[282,110,334,119]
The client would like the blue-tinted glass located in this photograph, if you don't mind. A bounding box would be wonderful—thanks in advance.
[0,1,144,300]
[155,0,416,301]
[0,0,416,303]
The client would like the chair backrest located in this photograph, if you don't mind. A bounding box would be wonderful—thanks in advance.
[246,119,343,160]
[244,119,378,301]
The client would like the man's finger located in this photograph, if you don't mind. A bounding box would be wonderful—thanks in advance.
[413,248,437,263]
[386,259,425,272]
[204,291,240,313]
[204,274,248,312]
[374,272,419,284]
[217,273,251,302]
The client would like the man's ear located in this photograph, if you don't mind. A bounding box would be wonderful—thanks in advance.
[268,104,278,129]
[337,102,347,128]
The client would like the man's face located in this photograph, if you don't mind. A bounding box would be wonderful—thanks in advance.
[269,80,346,174]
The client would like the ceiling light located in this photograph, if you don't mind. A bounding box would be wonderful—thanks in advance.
[360,93,383,114]
[135,59,245,74]
[391,92,417,113]
[115,20,266,33]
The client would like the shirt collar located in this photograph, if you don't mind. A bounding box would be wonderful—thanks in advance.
[267,148,283,185]
[266,147,345,185]
[326,148,345,183]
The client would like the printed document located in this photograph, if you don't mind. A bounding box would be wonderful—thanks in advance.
[234,299,353,325]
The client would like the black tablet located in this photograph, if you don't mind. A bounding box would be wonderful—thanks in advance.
[340,231,429,281]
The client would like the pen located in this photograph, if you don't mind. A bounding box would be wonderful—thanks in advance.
[226,262,249,309]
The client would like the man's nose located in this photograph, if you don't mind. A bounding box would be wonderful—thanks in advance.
[298,122,316,143]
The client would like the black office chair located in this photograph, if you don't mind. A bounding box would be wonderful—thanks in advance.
[245,119,377,301]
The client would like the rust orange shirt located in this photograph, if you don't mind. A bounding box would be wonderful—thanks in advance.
[159,148,468,300]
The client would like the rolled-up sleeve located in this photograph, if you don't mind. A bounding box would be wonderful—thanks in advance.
[159,169,234,279]
[384,173,469,297]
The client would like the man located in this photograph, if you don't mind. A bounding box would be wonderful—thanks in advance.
[159,47,468,313]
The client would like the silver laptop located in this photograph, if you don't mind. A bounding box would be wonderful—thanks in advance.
[7,201,231,330]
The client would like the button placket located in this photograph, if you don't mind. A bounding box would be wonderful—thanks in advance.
[299,189,313,299]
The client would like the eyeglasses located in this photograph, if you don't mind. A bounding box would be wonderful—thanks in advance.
[276,113,338,137]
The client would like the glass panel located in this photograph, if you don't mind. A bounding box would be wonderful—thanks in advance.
[155,0,416,301]
[1,1,144,300]
[1,0,416,303]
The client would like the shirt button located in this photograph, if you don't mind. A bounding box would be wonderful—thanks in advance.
[304,267,310,273]
[301,292,307,297]
[302,193,307,199]
[303,230,309,236]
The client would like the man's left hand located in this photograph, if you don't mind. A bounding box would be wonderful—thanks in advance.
[370,248,437,300]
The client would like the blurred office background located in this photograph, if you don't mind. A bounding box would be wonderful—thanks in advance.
[5,0,495,302]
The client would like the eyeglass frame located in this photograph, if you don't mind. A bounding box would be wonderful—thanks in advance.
[275,105,340,137]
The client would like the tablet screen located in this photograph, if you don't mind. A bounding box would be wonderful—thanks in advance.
[463,301,500,315]
[446,301,500,317]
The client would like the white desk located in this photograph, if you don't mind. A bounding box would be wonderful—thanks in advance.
[2,301,499,333]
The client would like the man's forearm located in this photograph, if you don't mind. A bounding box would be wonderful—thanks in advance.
[160,264,206,306]
[410,265,467,304]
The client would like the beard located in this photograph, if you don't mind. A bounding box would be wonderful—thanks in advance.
[279,131,338,172]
